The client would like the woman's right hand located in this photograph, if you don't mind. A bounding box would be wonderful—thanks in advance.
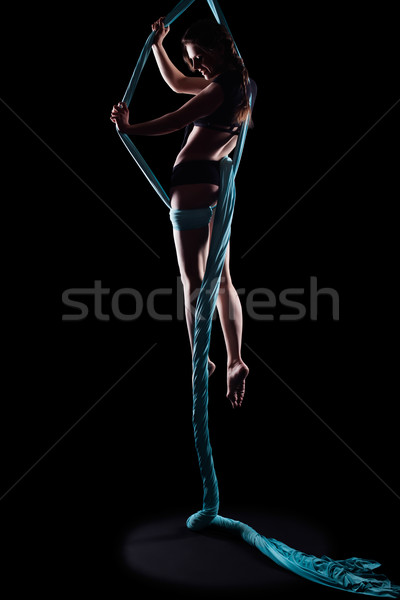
[151,17,170,46]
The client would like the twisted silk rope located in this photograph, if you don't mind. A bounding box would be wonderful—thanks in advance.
[115,0,400,596]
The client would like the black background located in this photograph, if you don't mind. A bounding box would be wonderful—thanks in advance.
[1,1,399,598]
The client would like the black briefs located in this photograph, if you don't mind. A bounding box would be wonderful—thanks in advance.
[170,160,220,189]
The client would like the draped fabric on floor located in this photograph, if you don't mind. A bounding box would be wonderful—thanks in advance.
[115,0,400,596]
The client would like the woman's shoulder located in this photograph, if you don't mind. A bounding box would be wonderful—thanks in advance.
[214,69,242,85]
[212,69,243,97]
[214,69,256,90]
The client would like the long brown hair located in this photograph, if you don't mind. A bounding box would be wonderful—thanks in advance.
[181,19,253,126]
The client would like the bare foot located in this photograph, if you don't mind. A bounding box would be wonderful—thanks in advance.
[227,360,249,408]
[208,359,216,378]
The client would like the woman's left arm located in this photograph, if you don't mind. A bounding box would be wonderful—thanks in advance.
[110,83,224,135]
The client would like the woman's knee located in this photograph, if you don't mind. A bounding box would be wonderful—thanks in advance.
[178,253,206,293]
[218,274,233,295]
[181,272,203,299]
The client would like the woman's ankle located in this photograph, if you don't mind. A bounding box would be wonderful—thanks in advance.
[227,357,245,369]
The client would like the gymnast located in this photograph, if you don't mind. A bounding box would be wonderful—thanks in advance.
[110,7,400,594]
[111,17,257,408]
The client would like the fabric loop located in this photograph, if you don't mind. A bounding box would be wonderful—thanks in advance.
[169,204,216,230]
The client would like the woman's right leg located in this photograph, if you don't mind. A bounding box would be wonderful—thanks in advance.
[171,183,218,375]
[173,224,210,356]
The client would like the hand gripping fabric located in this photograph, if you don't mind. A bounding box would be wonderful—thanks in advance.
[115,1,400,596]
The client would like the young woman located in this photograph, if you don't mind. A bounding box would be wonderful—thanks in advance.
[111,17,256,408]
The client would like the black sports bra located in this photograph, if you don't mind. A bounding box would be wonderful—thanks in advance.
[193,122,240,135]
[180,70,257,148]
[194,69,243,134]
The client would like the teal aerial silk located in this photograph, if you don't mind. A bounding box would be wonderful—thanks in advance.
[115,0,400,596]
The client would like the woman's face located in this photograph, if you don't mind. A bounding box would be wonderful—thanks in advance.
[185,43,224,79]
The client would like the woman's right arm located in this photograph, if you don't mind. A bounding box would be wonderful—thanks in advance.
[151,18,209,95]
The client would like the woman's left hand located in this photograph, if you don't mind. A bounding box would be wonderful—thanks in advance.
[110,102,130,133]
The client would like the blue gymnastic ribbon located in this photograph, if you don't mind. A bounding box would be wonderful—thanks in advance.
[115,1,400,596]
